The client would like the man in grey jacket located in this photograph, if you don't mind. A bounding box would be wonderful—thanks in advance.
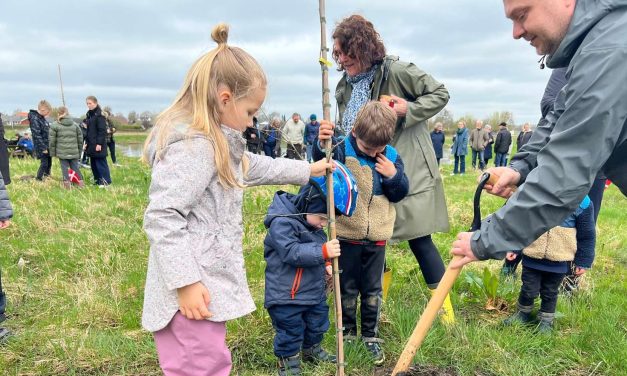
[451,0,627,268]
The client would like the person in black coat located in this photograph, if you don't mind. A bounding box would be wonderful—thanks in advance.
[27,100,53,181]
[0,115,10,185]
[430,122,445,165]
[243,116,261,154]
[483,124,495,167]
[494,122,512,167]
[516,123,533,151]
[84,96,112,185]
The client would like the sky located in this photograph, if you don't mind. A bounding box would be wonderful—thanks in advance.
[0,0,552,124]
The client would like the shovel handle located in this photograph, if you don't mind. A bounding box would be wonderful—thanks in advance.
[391,256,464,375]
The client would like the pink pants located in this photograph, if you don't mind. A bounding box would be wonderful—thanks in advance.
[154,312,232,376]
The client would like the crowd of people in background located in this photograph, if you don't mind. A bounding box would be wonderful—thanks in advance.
[442,119,523,174]
[0,95,119,189]
[242,112,322,163]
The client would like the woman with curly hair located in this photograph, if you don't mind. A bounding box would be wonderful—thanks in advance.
[321,14,453,356]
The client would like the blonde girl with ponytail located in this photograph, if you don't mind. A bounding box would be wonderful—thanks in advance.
[141,23,331,375]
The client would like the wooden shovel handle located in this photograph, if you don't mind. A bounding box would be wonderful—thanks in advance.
[391,256,464,375]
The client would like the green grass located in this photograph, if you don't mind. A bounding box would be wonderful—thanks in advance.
[1,150,625,375]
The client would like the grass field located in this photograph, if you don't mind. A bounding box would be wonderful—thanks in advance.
[1,147,625,375]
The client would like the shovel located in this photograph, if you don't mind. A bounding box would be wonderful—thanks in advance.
[390,172,496,375]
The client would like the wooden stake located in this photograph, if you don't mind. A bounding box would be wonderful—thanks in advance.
[58,64,66,107]
[319,1,345,374]
[391,256,463,375]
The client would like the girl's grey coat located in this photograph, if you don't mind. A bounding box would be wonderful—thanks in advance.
[142,125,310,332]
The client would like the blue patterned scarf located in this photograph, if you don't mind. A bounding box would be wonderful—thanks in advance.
[341,66,377,134]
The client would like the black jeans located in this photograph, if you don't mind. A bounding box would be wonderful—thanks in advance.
[519,266,565,313]
[36,154,52,180]
[339,241,385,338]
[408,235,446,288]
[90,157,112,185]
[107,140,116,164]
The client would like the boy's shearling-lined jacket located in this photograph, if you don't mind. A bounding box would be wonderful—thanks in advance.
[142,125,310,332]
[313,134,409,241]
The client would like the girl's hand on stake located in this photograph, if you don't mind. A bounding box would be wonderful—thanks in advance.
[310,160,334,177]
[177,281,213,320]
[0,219,11,229]
[318,120,335,141]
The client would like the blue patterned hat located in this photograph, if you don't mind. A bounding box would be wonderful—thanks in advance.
[310,160,358,217]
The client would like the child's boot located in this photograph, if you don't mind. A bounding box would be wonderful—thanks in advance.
[429,288,456,325]
[77,180,85,189]
[503,303,534,326]
[277,354,301,376]
[536,312,555,333]
[302,343,336,363]
[363,337,385,366]
[62,181,72,190]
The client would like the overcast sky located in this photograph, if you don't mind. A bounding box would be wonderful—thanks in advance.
[0,0,552,124]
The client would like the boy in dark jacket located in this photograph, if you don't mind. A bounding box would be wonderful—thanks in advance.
[1,169,13,343]
[315,101,409,365]
[28,100,52,181]
[264,184,340,376]
[504,196,595,332]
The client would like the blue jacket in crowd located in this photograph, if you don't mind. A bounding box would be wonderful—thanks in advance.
[304,121,320,145]
[451,127,469,156]
[263,191,328,308]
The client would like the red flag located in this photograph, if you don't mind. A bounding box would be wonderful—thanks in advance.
[68,168,81,184]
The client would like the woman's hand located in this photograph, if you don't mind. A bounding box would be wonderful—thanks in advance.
[380,95,408,117]
[177,281,213,320]
[506,252,518,261]
[310,160,334,177]
[318,120,335,141]
[96,145,102,152]
[375,153,397,178]
[574,267,587,276]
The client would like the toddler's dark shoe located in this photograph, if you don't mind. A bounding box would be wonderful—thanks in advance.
[302,343,336,363]
[363,337,385,366]
[536,312,555,334]
[503,310,533,326]
[277,354,301,376]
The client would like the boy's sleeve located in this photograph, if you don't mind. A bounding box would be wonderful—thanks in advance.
[382,154,409,203]
[574,203,596,269]
[268,218,325,267]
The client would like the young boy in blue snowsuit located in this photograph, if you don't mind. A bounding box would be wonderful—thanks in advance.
[263,184,340,376]
[504,196,596,332]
